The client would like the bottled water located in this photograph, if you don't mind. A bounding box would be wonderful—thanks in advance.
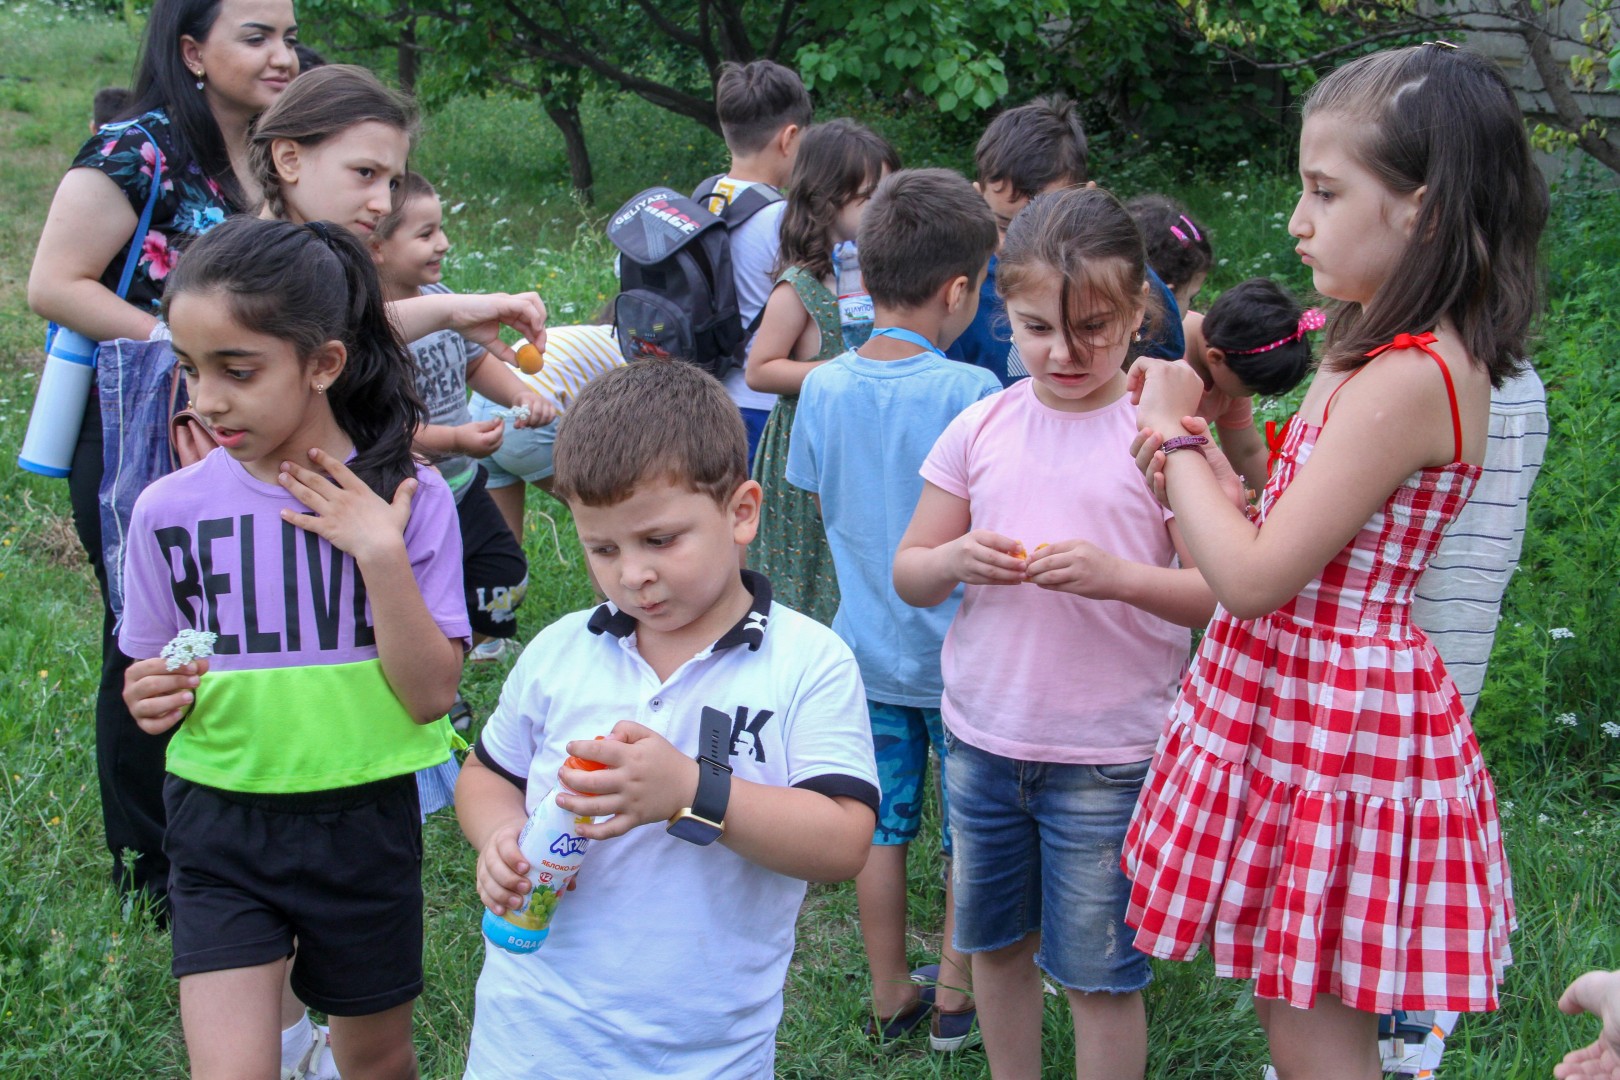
[833,241,873,350]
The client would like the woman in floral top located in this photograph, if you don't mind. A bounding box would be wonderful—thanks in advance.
[26,0,298,925]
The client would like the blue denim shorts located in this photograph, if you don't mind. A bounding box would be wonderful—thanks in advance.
[944,728,1152,993]
[869,701,951,855]
[467,392,559,488]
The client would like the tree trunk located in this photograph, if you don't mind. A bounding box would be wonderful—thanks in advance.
[1513,0,1620,177]
[397,10,418,94]
[546,98,594,202]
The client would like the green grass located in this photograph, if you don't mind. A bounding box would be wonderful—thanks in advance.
[2,4,1618,1076]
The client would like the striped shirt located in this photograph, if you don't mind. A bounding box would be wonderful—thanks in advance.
[512,324,624,411]
[1411,367,1548,712]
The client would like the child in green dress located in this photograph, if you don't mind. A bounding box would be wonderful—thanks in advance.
[743,119,900,624]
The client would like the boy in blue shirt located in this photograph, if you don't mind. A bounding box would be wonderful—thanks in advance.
[949,95,1184,386]
[787,168,1001,1051]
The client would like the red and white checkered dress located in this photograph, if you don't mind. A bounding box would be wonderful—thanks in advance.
[1123,341,1514,1013]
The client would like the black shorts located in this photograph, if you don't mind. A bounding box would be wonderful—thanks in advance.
[459,467,528,639]
[162,774,425,1016]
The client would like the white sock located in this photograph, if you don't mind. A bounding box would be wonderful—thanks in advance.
[281,1012,315,1070]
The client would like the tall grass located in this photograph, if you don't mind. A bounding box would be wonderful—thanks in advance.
[1,5,1616,1076]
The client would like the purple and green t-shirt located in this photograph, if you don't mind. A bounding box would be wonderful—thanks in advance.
[118,450,472,794]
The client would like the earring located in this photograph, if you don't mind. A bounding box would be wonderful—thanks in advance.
[1132,330,1143,344]
[193,68,205,91]
[315,383,326,395]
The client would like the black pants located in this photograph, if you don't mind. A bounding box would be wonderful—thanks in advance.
[68,396,173,921]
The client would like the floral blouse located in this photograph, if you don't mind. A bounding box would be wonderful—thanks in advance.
[70,109,235,314]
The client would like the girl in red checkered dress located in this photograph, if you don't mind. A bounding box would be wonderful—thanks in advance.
[1122,45,1547,1080]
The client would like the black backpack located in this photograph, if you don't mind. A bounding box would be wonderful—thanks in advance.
[606,176,782,379]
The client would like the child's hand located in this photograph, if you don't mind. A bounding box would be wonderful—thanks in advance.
[1127,357,1205,433]
[1024,539,1120,598]
[943,530,1028,586]
[1557,970,1620,1079]
[1131,415,1248,512]
[123,656,208,734]
[556,721,700,840]
[454,419,506,457]
[476,818,532,916]
[278,447,413,565]
[510,390,556,429]
[449,292,548,366]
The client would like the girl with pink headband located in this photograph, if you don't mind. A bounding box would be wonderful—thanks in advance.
[1179,277,1322,491]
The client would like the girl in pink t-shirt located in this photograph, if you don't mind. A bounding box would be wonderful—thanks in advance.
[1180,277,1322,491]
[894,187,1217,1080]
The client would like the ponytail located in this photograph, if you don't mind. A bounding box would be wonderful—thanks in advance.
[163,215,426,498]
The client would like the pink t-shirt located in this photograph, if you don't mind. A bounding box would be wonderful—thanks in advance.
[919,381,1191,764]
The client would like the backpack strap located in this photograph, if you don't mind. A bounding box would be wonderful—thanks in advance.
[691,174,783,227]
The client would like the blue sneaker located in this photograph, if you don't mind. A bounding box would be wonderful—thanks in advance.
[911,964,981,1052]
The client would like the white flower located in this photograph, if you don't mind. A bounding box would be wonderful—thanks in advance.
[493,217,510,227]
[1219,258,1230,266]
[161,629,217,671]
[1237,193,1248,201]
[1538,813,1552,825]
[450,202,467,215]
[1273,212,1285,220]
[1603,722,1620,739]
[1550,627,1575,640]
[1238,159,1251,167]
[1556,713,1579,727]
[1222,191,1234,199]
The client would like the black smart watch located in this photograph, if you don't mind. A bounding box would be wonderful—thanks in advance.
[667,706,732,845]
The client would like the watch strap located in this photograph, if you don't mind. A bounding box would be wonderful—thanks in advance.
[692,706,733,825]
[1160,434,1210,456]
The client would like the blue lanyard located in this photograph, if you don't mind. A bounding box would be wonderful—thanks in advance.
[867,326,946,358]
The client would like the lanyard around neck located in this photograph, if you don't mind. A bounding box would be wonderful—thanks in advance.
[867,326,946,358]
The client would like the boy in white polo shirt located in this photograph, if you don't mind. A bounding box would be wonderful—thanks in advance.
[455,359,880,1080]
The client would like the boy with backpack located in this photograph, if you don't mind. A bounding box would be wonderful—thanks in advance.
[700,61,811,463]
[607,62,810,466]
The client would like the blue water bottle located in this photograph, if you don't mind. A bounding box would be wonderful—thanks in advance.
[18,327,97,477]
[833,241,873,350]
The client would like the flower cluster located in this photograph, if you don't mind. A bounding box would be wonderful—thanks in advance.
[490,405,531,424]
[161,628,217,671]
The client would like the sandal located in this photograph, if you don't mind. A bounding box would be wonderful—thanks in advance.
[862,993,932,1050]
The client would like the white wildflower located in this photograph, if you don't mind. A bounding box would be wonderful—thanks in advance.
[1550,627,1574,640]
[491,405,531,424]
[450,202,467,215]
[1237,193,1248,201]
[1222,191,1234,199]
[1538,813,1551,825]
[162,629,217,671]
[1219,258,1230,266]
[1603,722,1620,739]
[1237,159,1250,167]
[1556,713,1579,727]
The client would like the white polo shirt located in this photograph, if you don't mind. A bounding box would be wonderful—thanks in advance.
[465,572,879,1080]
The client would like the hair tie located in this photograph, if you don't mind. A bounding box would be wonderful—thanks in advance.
[1168,214,1202,248]
[1226,308,1326,356]
[306,221,334,245]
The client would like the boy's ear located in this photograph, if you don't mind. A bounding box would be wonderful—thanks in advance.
[309,338,348,391]
[729,478,763,545]
[944,273,974,314]
[777,124,803,158]
[271,138,303,185]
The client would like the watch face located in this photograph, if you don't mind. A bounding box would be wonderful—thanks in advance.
[667,813,723,846]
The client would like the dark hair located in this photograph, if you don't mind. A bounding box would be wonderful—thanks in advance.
[1125,194,1212,292]
[552,359,748,508]
[1303,44,1547,385]
[161,216,426,500]
[373,171,438,241]
[998,186,1162,363]
[858,169,997,309]
[249,65,418,221]
[974,95,1088,200]
[93,87,131,129]
[124,0,244,210]
[713,60,813,156]
[1202,278,1314,397]
[294,42,326,71]
[775,120,900,280]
